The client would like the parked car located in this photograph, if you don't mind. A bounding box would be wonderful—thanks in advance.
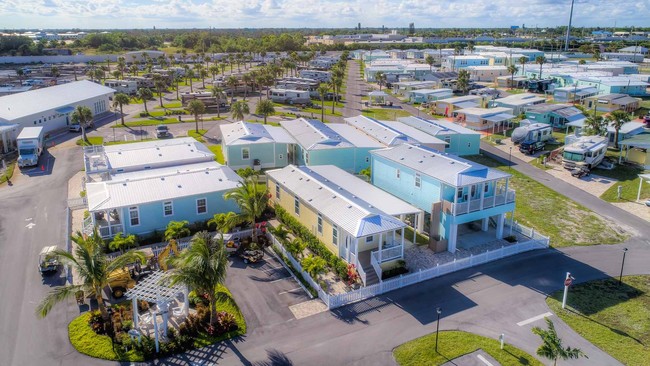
[156,125,170,138]
[519,140,545,155]
[643,113,650,127]
[68,124,81,132]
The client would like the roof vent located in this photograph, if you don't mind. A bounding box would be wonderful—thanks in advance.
[159,154,162,157]
[177,185,182,188]
[318,187,322,190]
[218,178,222,182]
[161,177,165,181]
[347,205,352,208]
[368,205,374,208]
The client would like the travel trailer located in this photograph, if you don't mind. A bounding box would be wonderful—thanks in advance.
[104,79,138,95]
[269,89,311,105]
[562,135,608,170]
[510,122,553,144]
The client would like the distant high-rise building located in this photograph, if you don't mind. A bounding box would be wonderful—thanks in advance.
[409,23,415,35]
[382,25,385,33]
[358,22,361,30]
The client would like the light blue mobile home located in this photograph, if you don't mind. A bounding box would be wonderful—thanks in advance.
[398,116,481,156]
[371,144,515,252]
[279,118,383,173]
[220,121,296,170]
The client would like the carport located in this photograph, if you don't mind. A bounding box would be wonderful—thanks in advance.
[637,173,650,202]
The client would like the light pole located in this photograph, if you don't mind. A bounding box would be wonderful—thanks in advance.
[435,307,442,352]
[619,248,628,285]
[509,146,513,171]
[561,272,574,309]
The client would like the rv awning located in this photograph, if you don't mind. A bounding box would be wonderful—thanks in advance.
[368,91,388,97]
[620,134,650,148]
[566,119,585,128]
[483,113,516,122]
[0,124,18,133]
[55,106,75,114]
[575,88,598,96]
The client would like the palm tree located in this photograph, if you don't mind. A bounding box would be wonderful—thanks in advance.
[153,77,166,108]
[112,93,130,126]
[375,71,387,91]
[518,56,527,75]
[167,231,228,326]
[211,86,226,118]
[137,87,153,115]
[425,54,435,71]
[226,75,239,104]
[111,70,121,80]
[255,99,275,124]
[224,176,269,244]
[50,66,60,81]
[242,73,252,100]
[231,100,250,121]
[317,83,329,123]
[532,319,587,366]
[36,228,145,319]
[535,56,547,79]
[187,99,206,133]
[16,68,24,84]
[606,110,632,149]
[331,76,343,114]
[584,113,606,136]
[208,212,242,242]
[507,65,519,89]
[456,69,470,94]
[71,105,93,143]
[186,69,195,93]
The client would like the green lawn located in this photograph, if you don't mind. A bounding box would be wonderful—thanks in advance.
[394,330,542,366]
[246,119,281,126]
[362,108,412,120]
[68,285,245,362]
[0,160,16,185]
[466,154,627,247]
[598,163,650,202]
[154,101,183,109]
[404,226,429,246]
[147,109,186,117]
[209,145,225,164]
[113,118,181,127]
[76,137,104,146]
[187,129,208,142]
[547,276,650,366]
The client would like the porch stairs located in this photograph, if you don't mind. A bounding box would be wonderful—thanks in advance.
[361,262,380,286]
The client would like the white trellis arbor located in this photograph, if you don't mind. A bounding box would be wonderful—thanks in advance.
[126,271,188,352]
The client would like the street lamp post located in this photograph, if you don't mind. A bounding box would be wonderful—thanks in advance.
[619,248,628,285]
[561,272,574,309]
[509,147,513,170]
[435,307,442,352]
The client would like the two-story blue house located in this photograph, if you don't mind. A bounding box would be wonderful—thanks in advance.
[279,118,383,173]
[397,116,481,156]
[220,121,296,170]
[371,144,515,253]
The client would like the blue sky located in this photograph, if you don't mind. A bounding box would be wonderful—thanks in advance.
[0,0,648,30]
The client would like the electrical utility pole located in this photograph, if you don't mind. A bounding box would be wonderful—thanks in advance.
[564,0,575,51]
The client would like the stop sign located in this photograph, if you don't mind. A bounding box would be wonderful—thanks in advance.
[564,278,573,287]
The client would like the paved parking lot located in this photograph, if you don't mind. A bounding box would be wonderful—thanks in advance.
[225,250,313,330]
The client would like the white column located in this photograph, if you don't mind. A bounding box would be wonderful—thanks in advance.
[496,213,505,239]
[480,182,486,210]
[161,303,169,337]
[401,228,405,258]
[106,210,112,237]
[448,224,458,253]
[481,217,489,232]
[183,286,190,315]
[392,230,396,246]
[417,211,424,233]
[132,297,139,328]
[378,232,383,263]
[638,177,644,202]
[153,315,160,353]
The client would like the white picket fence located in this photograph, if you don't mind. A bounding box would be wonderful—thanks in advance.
[267,223,549,310]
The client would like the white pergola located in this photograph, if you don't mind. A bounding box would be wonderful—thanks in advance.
[126,271,188,353]
[637,174,650,202]
[368,90,388,105]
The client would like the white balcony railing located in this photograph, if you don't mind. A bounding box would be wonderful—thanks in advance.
[371,245,403,263]
[443,189,516,216]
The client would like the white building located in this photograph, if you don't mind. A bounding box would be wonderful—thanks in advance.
[0,80,114,134]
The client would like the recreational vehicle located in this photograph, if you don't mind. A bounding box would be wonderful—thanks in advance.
[269,89,311,105]
[562,136,608,170]
[298,70,331,82]
[510,123,553,144]
[104,79,138,95]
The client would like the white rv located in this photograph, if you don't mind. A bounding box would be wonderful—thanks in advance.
[562,135,608,170]
[269,89,311,105]
[298,70,331,82]
[104,79,138,95]
[510,122,553,144]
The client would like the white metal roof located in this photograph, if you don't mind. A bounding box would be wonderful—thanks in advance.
[457,107,514,118]
[494,93,546,106]
[220,121,296,146]
[410,88,453,95]
[345,115,418,146]
[0,80,114,121]
[377,120,447,145]
[564,135,608,153]
[326,124,384,148]
[607,121,645,134]
[306,165,420,216]
[279,118,354,151]
[370,144,510,187]
[103,137,214,171]
[266,165,406,237]
[398,116,480,136]
[86,161,241,211]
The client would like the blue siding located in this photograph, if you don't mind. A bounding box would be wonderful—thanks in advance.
[446,134,480,156]
[302,147,372,173]
[121,190,240,236]
[372,157,442,211]
[225,143,291,169]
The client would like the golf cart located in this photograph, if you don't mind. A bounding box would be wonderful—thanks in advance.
[39,246,60,274]
[239,249,264,264]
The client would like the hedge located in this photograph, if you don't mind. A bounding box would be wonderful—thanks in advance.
[275,206,349,281]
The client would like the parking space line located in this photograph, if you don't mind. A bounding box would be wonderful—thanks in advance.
[269,276,291,283]
[517,312,553,326]
[477,354,495,366]
[278,288,302,295]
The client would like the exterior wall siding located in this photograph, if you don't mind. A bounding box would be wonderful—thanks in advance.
[225,143,291,170]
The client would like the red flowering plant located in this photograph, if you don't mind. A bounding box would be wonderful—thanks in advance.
[346,263,359,286]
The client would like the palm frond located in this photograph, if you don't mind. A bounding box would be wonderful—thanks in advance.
[36,284,84,318]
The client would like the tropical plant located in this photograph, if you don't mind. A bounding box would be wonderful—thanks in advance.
[167,231,228,326]
[36,228,145,319]
[301,255,327,277]
[71,105,93,143]
[226,76,239,104]
[270,225,290,243]
[425,54,435,71]
[456,69,470,94]
[317,83,329,123]
[187,99,206,133]
[330,76,343,114]
[109,232,137,253]
[136,87,153,115]
[583,112,607,136]
[186,69,195,93]
[518,56,527,75]
[507,65,519,89]
[153,76,166,108]
[375,71,387,91]
[164,220,191,241]
[224,176,269,243]
[230,100,250,121]
[606,110,632,149]
[112,93,130,126]
[208,212,242,242]
[211,86,226,118]
[255,99,275,124]
[532,319,587,366]
[535,56,547,79]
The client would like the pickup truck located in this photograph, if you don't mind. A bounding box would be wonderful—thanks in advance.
[519,140,545,155]
[156,125,170,138]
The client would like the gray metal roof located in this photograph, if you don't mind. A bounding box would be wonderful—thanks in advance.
[103,137,214,171]
[493,93,546,106]
[266,165,405,237]
[607,121,645,134]
[86,161,241,211]
[220,121,296,146]
[370,144,510,187]
[279,118,354,150]
[345,115,417,146]
[326,124,384,148]
[377,120,447,145]
[526,103,572,113]
[398,116,480,136]
[0,80,114,121]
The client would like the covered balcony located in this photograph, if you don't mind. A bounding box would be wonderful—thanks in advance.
[442,178,515,216]
[83,209,124,239]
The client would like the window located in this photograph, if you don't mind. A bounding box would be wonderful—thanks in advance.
[279,153,283,160]
[444,136,451,148]
[484,184,489,192]
[317,214,323,234]
[242,148,250,160]
[332,225,338,246]
[294,196,300,215]
[163,201,173,217]
[396,169,400,179]
[129,207,140,226]
[365,156,369,163]
[275,184,280,200]
[415,173,421,188]
[366,235,373,243]
[196,198,207,214]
